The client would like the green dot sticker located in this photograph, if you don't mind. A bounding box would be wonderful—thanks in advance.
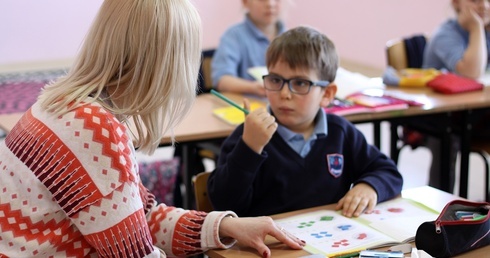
[297,221,316,228]
[320,216,334,221]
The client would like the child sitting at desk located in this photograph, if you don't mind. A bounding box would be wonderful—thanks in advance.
[211,0,286,96]
[417,0,490,191]
[208,26,403,218]
[423,0,489,79]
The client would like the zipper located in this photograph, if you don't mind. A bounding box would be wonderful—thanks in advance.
[435,221,441,233]
[433,200,490,234]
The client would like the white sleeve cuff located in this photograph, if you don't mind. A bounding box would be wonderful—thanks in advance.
[201,211,238,249]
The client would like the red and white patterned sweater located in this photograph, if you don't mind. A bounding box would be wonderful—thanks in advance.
[0,100,235,257]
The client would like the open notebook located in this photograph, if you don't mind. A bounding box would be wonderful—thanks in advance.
[275,198,438,257]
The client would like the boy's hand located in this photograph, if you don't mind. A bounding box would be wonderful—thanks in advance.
[458,0,484,32]
[242,98,277,154]
[335,183,377,218]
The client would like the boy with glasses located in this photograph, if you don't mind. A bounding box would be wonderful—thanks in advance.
[208,26,403,218]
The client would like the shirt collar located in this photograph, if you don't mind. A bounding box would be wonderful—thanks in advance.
[244,14,285,41]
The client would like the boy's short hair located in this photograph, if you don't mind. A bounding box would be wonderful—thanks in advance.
[266,26,338,83]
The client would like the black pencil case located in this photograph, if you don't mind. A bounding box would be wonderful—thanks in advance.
[415,200,490,257]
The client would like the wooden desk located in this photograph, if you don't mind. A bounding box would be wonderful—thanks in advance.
[0,93,241,142]
[342,86,489,122]
[5,87,488,138]
[160,87,490,202]
[358,86,490,197]
[159,93,240,144]
[1,88,490,205]
[206,186,485,258]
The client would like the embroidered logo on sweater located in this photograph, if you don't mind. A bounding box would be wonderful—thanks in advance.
[327,154,343,178]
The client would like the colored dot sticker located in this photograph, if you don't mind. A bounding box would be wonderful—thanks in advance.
[320,216,334,221]
[297,221,316,228]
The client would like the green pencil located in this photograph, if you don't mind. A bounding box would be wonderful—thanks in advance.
[333,252,360,258]
[210,89,249,115]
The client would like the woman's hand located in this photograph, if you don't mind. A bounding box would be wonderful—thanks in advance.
[219,216,305,258]
[242,98,277,154]
[335,183,378,218]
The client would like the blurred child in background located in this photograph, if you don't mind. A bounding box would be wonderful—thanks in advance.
[422,0,489,190]
[212,0,286,96]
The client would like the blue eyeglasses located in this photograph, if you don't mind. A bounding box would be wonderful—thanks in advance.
[262,74,330,95]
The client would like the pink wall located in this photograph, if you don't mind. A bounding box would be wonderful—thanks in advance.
[283,0,454,71]
[0,0,455,72]
[0,0,103,66]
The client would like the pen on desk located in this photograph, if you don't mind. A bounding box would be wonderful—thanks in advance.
[210,89,250,115]
[333,251,360,258]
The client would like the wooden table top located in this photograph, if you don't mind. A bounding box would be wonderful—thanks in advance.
[2,86,490,143]
[206,186,484,258]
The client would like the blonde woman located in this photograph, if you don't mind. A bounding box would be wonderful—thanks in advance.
[0,0,304,257]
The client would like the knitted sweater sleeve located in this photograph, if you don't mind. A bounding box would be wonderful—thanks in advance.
[145,200,237,256]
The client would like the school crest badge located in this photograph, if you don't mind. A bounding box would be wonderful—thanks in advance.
[327,154,343,178]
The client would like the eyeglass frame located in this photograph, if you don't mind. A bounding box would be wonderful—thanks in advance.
[262,74,330,95]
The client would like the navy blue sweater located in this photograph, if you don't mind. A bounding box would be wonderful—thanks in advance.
[208,114,403,217]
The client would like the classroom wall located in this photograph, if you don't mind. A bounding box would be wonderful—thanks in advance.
[0,0,455,74]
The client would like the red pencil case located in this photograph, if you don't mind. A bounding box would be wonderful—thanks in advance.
[427,73,483,94]
[415,200,490,257]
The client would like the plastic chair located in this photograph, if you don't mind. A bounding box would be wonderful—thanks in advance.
[192,171,213,212]
[173,49,220,208]
[386,35,427,70]
[197,49,216,94]
[196,49,221,161]
[386,34,429,164]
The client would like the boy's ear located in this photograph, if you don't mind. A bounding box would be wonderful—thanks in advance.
[320,83,337,108]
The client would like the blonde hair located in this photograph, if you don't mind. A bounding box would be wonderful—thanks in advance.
[39,0,202,154]
[266,26,338,83]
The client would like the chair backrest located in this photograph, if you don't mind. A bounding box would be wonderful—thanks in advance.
[192,171,213,212]
[386,35,427,70]
[197,49,215,94]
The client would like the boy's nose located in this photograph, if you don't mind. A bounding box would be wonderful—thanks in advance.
[279,82,292,98]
